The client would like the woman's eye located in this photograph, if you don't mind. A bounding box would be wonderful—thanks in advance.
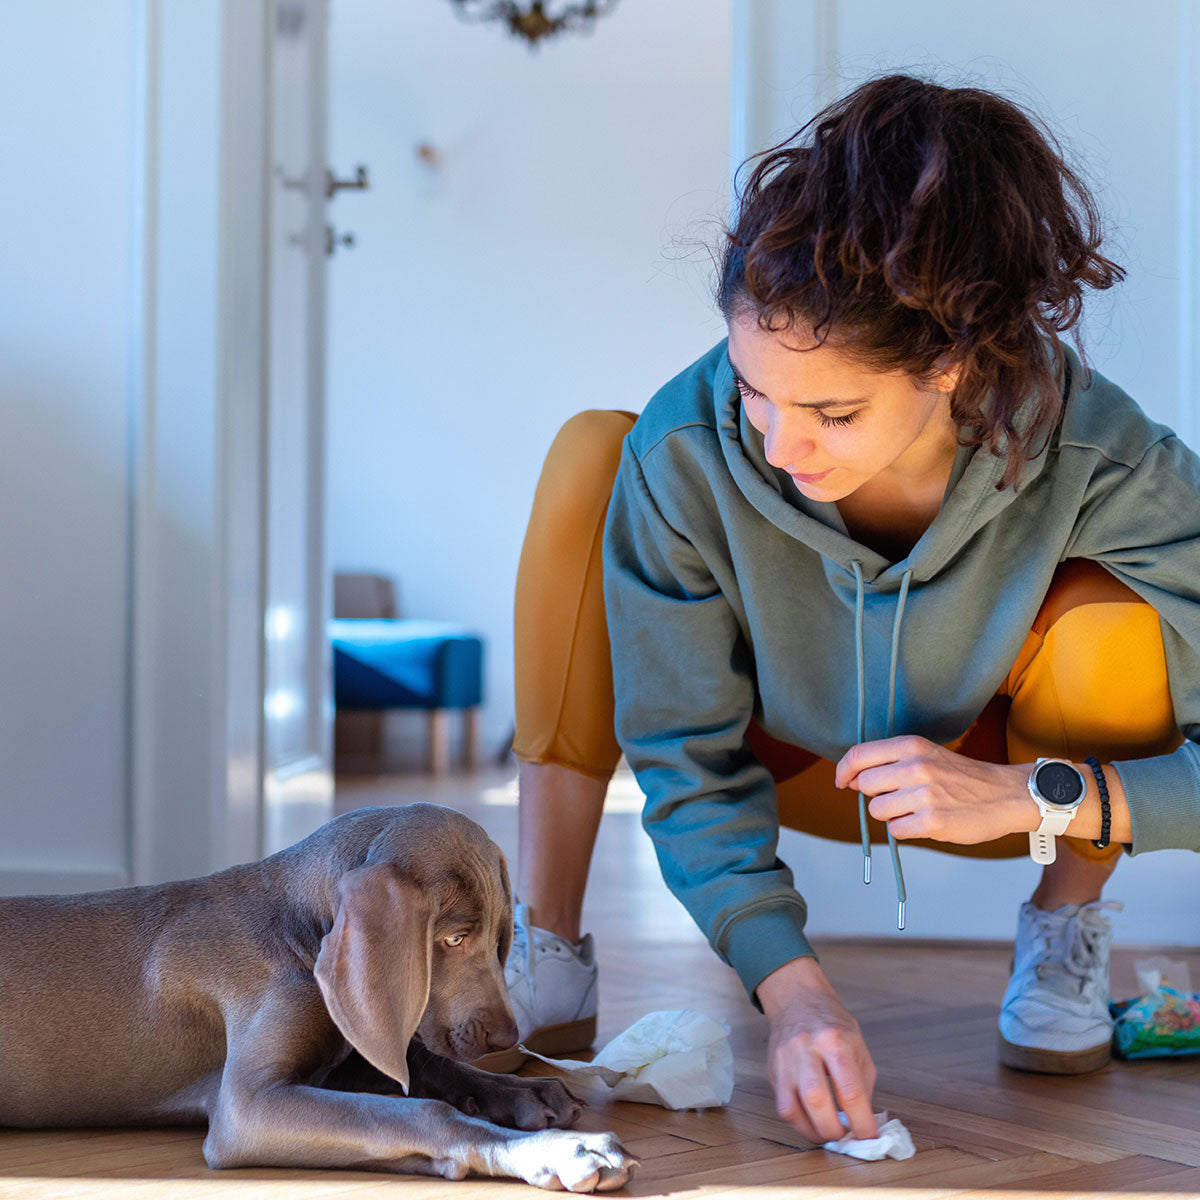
[816,410,862,428]
[444,934,466,947]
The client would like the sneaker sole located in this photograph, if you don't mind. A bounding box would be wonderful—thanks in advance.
[472,1015,598,1075]
[998,1033,1111,1075]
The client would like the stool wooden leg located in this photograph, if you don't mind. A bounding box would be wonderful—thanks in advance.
[463,707,479,770]
[429,709,450,776]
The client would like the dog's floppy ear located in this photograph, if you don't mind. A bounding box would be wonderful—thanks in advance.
[314,862,433,1094]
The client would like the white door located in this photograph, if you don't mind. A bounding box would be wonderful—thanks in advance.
[262,0,336,855]
[0,0,337,894]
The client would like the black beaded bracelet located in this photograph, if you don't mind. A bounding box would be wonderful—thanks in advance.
[1085,755,1111,849]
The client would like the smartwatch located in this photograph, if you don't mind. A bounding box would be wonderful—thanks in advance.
[1026,757,1087,864]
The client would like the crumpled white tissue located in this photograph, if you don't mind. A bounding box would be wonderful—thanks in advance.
[522,1009,733,1110]
[823,1110,915,1160]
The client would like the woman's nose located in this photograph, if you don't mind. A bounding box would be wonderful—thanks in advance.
[763,420,813,469]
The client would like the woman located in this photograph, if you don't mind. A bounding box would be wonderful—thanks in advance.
[499,75,1200,1145]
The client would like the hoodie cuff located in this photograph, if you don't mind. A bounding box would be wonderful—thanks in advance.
[1111,743,1200,855]
[719,903,817,1010]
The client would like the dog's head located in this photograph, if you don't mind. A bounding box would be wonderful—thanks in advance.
[313,803,518,1092]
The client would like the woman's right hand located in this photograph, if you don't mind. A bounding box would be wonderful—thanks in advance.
[756,955,879,1144]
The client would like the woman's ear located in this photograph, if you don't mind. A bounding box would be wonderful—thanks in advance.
[932,359,962,394]
[313,863,433,1095]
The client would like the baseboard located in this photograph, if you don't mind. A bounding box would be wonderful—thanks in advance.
[0,865,131,897]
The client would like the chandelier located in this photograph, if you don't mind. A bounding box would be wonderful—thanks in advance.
[448,1,619,48]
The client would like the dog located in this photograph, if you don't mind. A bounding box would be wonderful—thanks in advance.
[0,802,636,1190]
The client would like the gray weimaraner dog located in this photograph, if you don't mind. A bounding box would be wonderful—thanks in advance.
[0,803,636,1190]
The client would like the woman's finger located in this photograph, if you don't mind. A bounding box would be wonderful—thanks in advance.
[826,1049,879,1140]
[853,761,912,799]
[771,1079,823,1145]
[866,785,924,823]
[835,735,930,789]
[791,1055,849,1143]
[884,812,931,840]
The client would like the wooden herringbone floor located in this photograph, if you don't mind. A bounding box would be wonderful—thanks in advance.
[2,765,1198,1199]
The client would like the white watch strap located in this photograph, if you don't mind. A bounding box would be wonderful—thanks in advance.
[1029,806,1075,864]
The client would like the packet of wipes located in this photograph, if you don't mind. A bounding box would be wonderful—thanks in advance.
[522,1009,734,1109]
[1110,957,1200,1059]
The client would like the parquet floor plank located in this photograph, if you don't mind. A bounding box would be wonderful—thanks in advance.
[952,1152,1199,1198]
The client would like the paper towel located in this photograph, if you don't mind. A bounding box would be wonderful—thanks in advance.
[823,1110,915,1160]
[523,1008,734,1110]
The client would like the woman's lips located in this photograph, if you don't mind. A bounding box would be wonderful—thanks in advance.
[789,469,833,484]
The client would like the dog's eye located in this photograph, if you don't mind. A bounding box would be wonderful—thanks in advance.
[444,934,466,947]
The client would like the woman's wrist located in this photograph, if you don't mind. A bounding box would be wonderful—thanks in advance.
[757,954,830,1021]
[1003,762,1041,834]
[1007,758,1131,844]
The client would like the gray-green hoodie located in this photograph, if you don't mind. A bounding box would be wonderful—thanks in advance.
[602,339,1200,1001]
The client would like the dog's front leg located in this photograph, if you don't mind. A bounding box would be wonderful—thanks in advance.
[205,1083,634,1190]
[210,1003,634,1190]
[406,1042,583,1130]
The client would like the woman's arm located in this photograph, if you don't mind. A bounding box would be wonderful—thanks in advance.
[603,437,880,1142]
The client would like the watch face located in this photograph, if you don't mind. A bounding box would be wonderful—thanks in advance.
[1035,761,1085,808]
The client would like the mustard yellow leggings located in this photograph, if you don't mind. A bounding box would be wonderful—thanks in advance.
[513,410,1182,863]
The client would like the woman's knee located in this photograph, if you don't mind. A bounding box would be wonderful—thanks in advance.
[1006,560,1180,761]
[542,410,637,498]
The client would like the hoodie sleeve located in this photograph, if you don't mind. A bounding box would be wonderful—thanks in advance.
[602,438,815,1002]
[1066,434,1200,854]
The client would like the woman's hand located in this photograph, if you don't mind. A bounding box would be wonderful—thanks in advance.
[836,736,1035,844]
[756,957,878,1144]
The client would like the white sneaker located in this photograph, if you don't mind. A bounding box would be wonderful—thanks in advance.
[998,899,1120,1074]
[475,902,598,1073]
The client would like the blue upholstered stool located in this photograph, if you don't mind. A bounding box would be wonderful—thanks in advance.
[330,618,484,774]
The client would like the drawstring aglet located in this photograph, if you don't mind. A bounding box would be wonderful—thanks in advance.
[887,822,907,931]
[857,788,872,885]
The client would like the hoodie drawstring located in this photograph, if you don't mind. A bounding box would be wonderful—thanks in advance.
[851,562,869,883]
[851,561,913,930]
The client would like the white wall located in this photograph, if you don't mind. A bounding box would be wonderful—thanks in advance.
[326,0,732,760]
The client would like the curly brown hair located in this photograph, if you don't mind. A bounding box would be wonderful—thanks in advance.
[717,74,1125,488]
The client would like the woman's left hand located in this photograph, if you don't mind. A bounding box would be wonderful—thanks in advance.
[835,736,1036,844]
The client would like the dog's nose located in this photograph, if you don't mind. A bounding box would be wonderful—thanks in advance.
[486,1015,520,1051]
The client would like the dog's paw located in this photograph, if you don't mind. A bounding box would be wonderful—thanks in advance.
[500,1129,637,1192]
[470,1073,583,1131]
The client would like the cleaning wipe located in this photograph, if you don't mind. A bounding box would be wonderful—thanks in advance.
[522,1009,734,1110]
[823,1110,916,1161]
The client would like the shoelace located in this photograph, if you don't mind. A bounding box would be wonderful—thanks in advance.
[505,908,531,988]
[1032,900,1122,995]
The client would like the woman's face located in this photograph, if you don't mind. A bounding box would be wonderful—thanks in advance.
[727,312,959,503]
